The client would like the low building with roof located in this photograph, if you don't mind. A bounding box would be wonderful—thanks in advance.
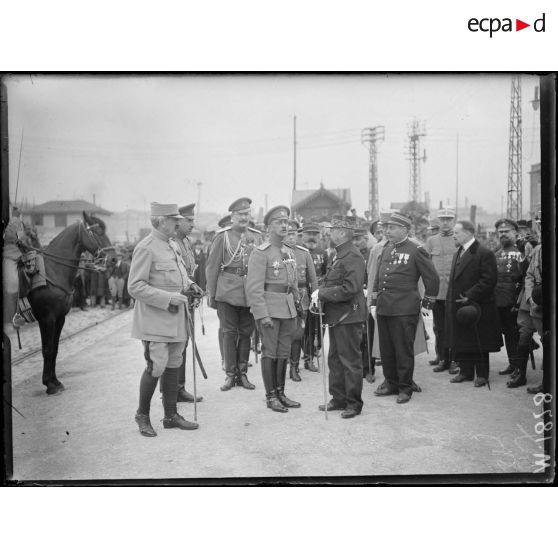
[25,199,111,244]
[291,183,351,223]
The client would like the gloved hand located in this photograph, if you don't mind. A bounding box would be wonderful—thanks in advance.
[421,309,431,318]
[261,317,274,329]
[370,306,377,320]
[311,289,320,306]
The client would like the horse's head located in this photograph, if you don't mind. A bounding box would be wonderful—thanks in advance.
[80,211,116,268]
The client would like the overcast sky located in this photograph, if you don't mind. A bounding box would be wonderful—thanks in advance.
[5,73,541,218]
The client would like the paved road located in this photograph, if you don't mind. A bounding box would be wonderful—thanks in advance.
[7,306,547,481]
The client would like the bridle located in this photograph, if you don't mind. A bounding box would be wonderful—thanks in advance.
[78,219,113,269]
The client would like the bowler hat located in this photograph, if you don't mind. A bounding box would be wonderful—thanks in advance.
[456,301,481,326]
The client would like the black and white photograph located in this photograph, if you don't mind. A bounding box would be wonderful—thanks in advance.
[1,72,554,484]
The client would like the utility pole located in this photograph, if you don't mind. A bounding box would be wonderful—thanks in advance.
[406,119,427,202]
[293,115,297,192]
[455,132,459,219]
[507,75,522,220]
[196,181,202,218]
[361,126,385,221]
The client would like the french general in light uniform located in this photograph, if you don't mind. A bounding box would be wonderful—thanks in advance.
[246,206,301,413]
[424,207,458,373]
[128,202,203,437]
[285,219,318,382]
[169,203,204,403]
[371,212,439,404]
[205,198,262,391]
[311,217,367,419]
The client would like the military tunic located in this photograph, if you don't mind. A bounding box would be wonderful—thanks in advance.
[371,237,440,396]
[246,241,298,359]
[128,228,193,376]
[494,244,524,367]
[317,240,366,412]
[205,226,262,375]
[424,232,457,362]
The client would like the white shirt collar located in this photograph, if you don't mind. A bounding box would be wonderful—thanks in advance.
[461,237,475,253]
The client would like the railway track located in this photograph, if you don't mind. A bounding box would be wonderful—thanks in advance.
[9,308,129,366]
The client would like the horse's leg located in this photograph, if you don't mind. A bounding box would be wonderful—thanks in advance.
[38,317,62,395]
[51,314,66,389]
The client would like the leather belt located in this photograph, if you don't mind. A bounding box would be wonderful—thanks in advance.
[222,266,247,276]
[264,284,289,293]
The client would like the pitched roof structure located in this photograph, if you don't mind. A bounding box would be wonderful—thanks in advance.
[26,200,111,215]
[291,184,351,210]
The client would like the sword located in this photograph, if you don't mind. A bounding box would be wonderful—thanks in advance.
[190,305,198,421]
[317,300,328,421]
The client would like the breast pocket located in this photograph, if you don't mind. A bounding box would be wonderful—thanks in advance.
[154,261,181,285]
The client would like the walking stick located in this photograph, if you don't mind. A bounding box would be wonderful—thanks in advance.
[317,300,328,421]
[365,315,372,377]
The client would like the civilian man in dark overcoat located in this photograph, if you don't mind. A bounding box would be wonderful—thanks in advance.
[446,220,502,387]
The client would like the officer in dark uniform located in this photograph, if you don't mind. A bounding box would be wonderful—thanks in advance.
[301,222,328,372]
[493,218,524,377]
[215,214,232,371]
[285,219,318,381]
[312,217,367,419]
[206,198,262,390]
[352,225,375,383]
[370,212,439,404]
[246,206,300,413]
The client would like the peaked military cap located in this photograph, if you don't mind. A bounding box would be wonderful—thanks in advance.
[288,219,300,230]
[494,218,518,231]
[178,203,196,217]
[264,205,290,226]
[428,218,441,231]
[437,207,456,219]
[324,216,355,229]
[517,219,529,228]
[302,222,321,234]
[218,214,232,228]
[150,202,184,218]
[369,220,381,234]
[386,212,412,229]
[353,226,368,236]
[228,197,252,213]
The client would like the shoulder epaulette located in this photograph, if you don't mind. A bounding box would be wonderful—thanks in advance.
[215,226,231,234]
[296,244,309,252]
[257,241,271,250]
[248,227,261,235]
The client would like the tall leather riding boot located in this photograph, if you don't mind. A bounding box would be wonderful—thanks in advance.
[507,344,529,388]
[261,358,287,412]
[160,367,198,429]
[289,340,302,381]
[221,332,239,391]
[237,335,255,389]
[275,358,301,408]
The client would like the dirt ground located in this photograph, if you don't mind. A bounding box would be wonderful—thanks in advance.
[5,306,549,482]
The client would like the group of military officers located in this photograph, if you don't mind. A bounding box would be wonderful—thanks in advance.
[127,198,544,437]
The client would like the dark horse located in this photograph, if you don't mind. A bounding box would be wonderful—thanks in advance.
[27,211,114,395]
